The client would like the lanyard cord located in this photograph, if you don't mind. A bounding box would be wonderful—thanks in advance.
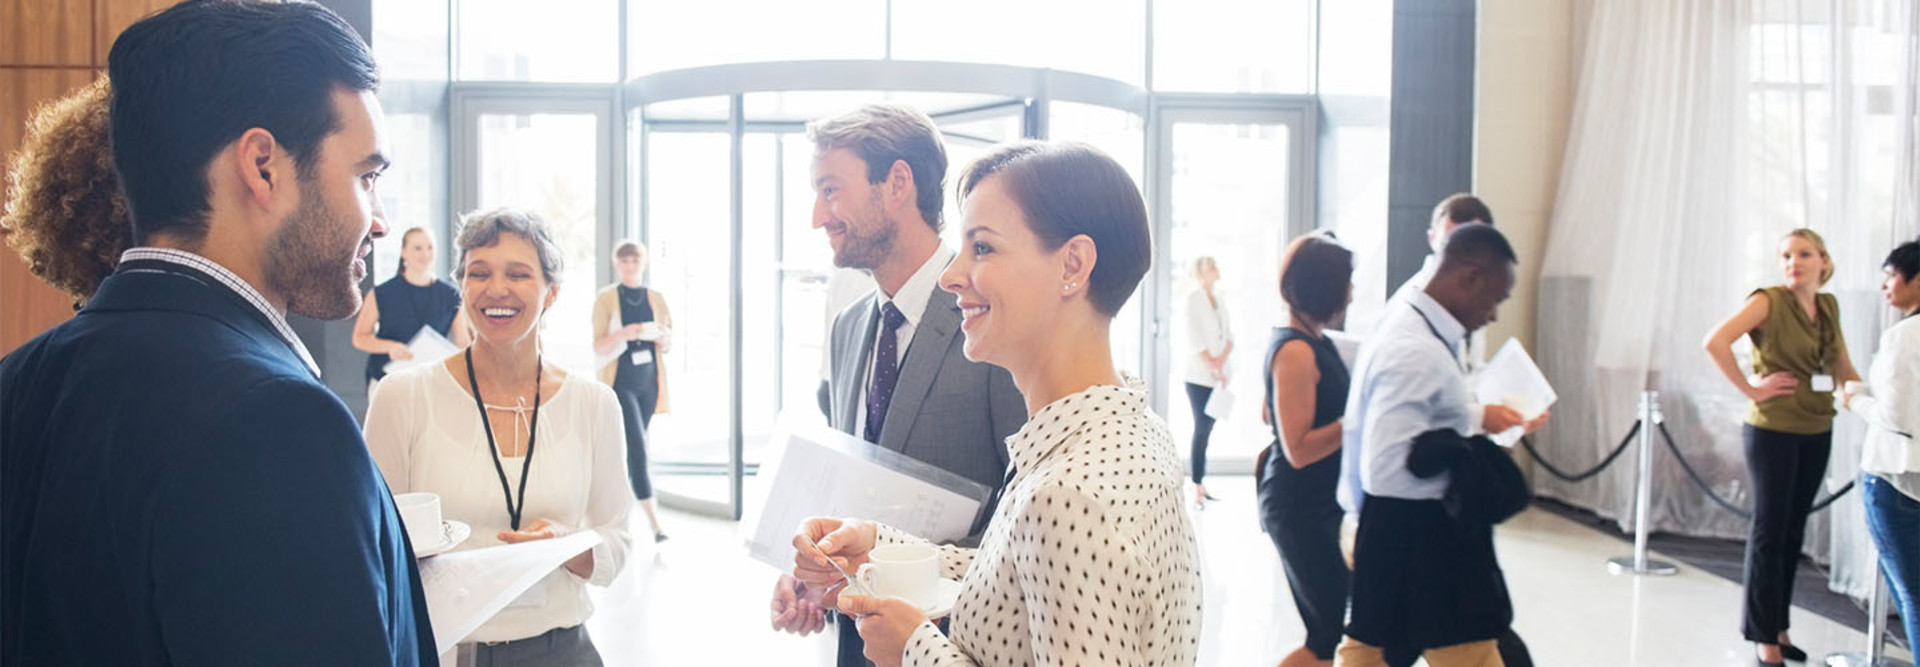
[465,348,542,531]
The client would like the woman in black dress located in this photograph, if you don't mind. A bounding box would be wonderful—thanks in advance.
[1259,231,1354,667]
[353,227,468,391]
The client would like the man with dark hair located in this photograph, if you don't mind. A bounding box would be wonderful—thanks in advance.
[1336,225,1538,666]
[0,1,434,663]
[768,104,1026,667]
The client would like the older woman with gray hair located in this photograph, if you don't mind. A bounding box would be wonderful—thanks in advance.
[365,208,633,665]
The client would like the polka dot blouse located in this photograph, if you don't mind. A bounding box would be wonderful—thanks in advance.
[875,384,1203,666]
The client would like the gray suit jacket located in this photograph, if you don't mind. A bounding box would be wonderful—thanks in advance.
[829,284,1025,522]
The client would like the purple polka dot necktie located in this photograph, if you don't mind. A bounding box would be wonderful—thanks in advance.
[865,302,908,444]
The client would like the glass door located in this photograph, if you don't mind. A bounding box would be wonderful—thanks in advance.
[1149,104,1315,475]
[453,90,619,379]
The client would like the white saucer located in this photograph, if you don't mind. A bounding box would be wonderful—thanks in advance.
[412,520,471,559]
[919,578,964,619]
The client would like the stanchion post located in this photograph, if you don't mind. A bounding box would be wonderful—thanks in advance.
[1824,572,1913,667]
[1609,390,1678,576]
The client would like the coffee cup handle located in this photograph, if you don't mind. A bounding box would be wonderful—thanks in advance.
[854,563,878,596]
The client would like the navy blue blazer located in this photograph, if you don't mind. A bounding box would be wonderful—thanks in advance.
[1,261,436,665]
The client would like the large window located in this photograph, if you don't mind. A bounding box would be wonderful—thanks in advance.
[458,0,619,82]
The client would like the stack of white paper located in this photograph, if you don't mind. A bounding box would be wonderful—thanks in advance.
[742,418,989,571]
[1474,338,1557,447]
[382,326,461,377]
[417,531,602,651]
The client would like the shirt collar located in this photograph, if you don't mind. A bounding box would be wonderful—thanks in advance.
[1407,289,1468,350]
[874,245,954,328]
[118,247,322,379]
[1007,383,1148,477]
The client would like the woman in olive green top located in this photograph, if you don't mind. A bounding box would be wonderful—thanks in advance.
[1703,228,1862,667]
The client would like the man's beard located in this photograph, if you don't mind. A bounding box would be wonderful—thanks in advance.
[833,191,897,270]
[266,183,365,321]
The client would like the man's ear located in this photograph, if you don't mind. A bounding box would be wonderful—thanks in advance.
[886,159,916,208]
[233,128,281,209]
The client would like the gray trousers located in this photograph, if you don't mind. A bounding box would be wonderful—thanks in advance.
[458,625,602,667]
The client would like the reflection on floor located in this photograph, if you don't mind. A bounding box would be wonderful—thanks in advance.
[580,474,1912,666]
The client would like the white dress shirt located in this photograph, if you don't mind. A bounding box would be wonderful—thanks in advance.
[856,245,955,440]
[364,364,633,643]
[1185,288,1232,387]
[875,384,1202,666]
[1339,292,1480,513]
[1392,255,1488,372]
[117,247,321,378]
[1850,315,1920,501]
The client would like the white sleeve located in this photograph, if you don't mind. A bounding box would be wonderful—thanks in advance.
[582,384,634,587]
[1855,325,1920,438]
[362,373,415,494]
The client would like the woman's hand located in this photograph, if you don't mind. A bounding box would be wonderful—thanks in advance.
[841,594,928,667]
[387,342,415,361]
[770,573,831,635]
[497,517,569,543]
[791,517,875,606]
[1748,371,1798,402]
[620,323,648,341]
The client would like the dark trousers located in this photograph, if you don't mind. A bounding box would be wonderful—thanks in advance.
[614,362,660,500]
[463,625,602,667]
[1741,424,1832,642]
[1262,496,1348,659]
[836,614,876,667]
[1185,382,1217,484]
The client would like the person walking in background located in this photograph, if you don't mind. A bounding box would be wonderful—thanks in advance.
[1186,255,1233,506]
[1703,228,1862,666]
[593,240,671,542]
[367,209,632,665]
[353,226,468,392]
[1261,232,1354,667]
[1838,239,1920,654]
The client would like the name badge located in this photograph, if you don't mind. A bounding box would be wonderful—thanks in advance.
[630,350,654,366]
[1810,374,1835,393]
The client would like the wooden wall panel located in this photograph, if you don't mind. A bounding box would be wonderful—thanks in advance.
[2,0,179,356]
[95,0,179,64]
[2,68,98,356]
[2,0,92,67]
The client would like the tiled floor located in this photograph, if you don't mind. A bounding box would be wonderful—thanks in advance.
[577,475,1912,666]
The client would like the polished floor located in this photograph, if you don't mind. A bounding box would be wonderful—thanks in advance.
[578,475,1912,666]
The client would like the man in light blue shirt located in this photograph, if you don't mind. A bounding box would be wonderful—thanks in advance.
[1336,225,1542,666]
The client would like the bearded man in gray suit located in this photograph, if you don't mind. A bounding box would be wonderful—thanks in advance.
[767,104,1026,667]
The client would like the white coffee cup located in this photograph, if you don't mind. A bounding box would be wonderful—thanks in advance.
[856,544,938,608]
[394,492,445,551]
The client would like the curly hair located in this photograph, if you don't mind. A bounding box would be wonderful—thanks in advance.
[2,77,128,301]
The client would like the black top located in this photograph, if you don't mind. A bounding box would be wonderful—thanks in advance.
[615,285,658,382]
[1259,326,1351,509]
[1,263,436,665]
[366,275,461,382]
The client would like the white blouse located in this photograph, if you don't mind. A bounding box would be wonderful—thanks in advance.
[364,363,633,644]
[1185,289,1232,387]
[876,384,1202,667]
[1851,316,1920,501]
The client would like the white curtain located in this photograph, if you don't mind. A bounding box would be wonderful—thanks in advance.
[1533,0,1918,600]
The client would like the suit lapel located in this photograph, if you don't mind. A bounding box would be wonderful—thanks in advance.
[834,294,880,434]
[879,287,961,454]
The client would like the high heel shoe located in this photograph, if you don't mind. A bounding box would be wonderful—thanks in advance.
[1756,659,1784,667]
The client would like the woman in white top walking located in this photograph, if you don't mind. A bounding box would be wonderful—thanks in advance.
[1185,256,1232,505]
[786,141,1202,667]
[366,209,632,666]
[1838,238,1920,649]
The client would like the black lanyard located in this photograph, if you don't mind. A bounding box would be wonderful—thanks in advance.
[465,348,542,531]
[1412,305,1465,372]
